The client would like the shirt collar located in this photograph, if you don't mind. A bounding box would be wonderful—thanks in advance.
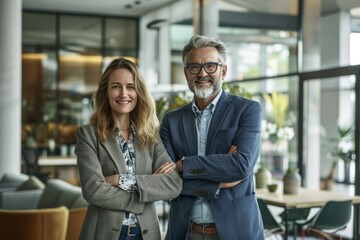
[191,89,223,115]
[114,124,136,138]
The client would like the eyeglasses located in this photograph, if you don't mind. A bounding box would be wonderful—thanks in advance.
[185,62,223,75]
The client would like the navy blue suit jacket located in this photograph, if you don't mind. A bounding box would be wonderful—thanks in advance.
[160,90,264,240]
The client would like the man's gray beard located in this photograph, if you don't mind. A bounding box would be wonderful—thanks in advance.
[194,86,215,99]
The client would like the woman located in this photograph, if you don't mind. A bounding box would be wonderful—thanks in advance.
[75,57,182,240]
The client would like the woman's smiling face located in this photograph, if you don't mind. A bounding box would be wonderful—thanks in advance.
[107,68,137,118]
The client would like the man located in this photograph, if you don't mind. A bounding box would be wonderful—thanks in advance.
[160,35,264,240]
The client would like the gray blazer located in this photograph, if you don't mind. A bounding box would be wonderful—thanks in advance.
[75,125,182,240]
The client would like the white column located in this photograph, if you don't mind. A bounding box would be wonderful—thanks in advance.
[194,0,219,38]
[202,0,219,38]
[302,0,321,190]
[320,11,352,182]
[158,22,171,86]
[302,0,321,71]
[140,0,193,89]
[0,0,22,177]
[320,10,351,67]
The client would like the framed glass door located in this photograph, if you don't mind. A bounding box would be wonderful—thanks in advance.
[299,65,360,239]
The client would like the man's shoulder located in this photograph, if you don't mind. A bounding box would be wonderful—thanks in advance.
[166,103,192,116]
[225,92,261,108]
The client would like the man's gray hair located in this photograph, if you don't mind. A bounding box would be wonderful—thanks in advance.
[182,35,227,65]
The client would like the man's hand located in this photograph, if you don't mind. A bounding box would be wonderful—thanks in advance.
[105,174,119,187]
[154,162,176,174]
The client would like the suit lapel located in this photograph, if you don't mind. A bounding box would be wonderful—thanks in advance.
[207,91,231,152]
[181,105,198,156]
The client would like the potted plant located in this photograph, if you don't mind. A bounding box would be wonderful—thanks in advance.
[321,122,355,189]
[262,92,295,173]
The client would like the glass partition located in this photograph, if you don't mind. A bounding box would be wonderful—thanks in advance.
[224,74,299,180]
[302,73,356,192]
[22,13,57,155]
[22,12,138,158]
[300,64,360,240]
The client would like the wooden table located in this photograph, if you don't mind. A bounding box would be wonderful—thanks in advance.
[38,157,79,185]
[256,188,360,239]
[38,157,77,166]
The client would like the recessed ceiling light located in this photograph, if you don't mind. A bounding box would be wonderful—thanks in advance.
[125,4,132,8]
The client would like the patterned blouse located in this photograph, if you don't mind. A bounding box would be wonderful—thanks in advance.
[115,127,138,225]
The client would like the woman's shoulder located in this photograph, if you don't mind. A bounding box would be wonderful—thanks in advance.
[77,124,97,138]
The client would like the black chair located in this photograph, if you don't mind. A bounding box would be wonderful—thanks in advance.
[257,198,284,238]
[279,207,311,236]
[22,148,49,183]
[296,200,352,240]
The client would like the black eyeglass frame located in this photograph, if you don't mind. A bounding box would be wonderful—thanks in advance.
[185,62,223,75]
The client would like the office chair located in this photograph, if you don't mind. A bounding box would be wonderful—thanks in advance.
[279,207,311,236]
[296,200,352,240]
[257,198,284,239]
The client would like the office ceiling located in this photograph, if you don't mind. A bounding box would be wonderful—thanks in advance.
[22,0,360,17]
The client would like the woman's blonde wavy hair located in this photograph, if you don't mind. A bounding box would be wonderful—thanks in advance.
[90,57,159,149]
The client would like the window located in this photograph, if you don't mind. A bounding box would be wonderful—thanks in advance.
[22,12,138,157]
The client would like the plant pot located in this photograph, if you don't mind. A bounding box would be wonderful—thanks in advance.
[283,168,301,194]
[255,167,272,189]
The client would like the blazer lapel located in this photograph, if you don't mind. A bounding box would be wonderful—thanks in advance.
[102,138,127,174]
[134,137,147,175]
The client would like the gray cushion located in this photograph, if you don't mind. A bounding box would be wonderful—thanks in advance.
[37,179,66,209]
[17,175,45,191]
[55,186,82,208]
[38,179,85,209]
[0,173,28,183]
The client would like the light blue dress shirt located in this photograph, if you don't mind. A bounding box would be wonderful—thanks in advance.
[190,90,222,224]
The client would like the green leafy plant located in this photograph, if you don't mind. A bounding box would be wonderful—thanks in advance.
[322,122,355,163]
[263,91,289,128]
[155,84,253,121]
[261,91,295,154]
[321,122,355,185]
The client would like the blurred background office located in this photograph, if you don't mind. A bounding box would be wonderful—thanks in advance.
[1,0,360,215]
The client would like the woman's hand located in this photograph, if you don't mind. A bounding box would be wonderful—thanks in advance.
[228,145,237,154]
[219,145,240,189]
[219,181,241,189]
[154,161,176,174]
[105,174,120,187]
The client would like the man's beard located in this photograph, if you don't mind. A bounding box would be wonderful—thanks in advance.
[192,78,221,99]
[194,86,215,99]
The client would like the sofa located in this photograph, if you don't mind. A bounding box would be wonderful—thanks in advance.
[0,178,88,240]
[0,172,29,193]
[0,178,87,209]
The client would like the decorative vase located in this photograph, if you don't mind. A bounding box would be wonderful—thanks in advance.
[255,167,272,189]
[283,168,301,194]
